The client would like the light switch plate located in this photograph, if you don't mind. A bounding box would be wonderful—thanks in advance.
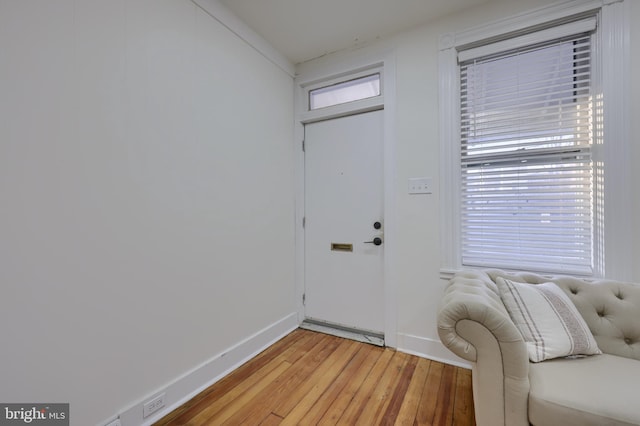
[408,177,432,194]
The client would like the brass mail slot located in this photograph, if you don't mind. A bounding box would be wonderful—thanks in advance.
[331,243,353,252]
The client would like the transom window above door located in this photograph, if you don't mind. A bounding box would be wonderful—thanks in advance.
[308,73,381,110]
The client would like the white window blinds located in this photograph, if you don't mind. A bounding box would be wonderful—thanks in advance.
[458,22,596,275]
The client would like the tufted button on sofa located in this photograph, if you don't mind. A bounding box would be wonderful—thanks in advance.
[437,269,640,426]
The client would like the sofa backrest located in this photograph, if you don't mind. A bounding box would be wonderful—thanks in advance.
[485,270,640,361]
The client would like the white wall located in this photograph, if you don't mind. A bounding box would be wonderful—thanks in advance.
[297,0,640,362]
[0,1,295,425]
[631,0,640,280]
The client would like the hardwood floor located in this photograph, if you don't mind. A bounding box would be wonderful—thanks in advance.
[155,329,475,425]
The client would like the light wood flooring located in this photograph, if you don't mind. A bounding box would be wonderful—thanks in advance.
[155,329,475,425]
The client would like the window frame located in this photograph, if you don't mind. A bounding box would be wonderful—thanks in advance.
[299,66,384,124]
[308,73,381,111]
[438,0,631,280]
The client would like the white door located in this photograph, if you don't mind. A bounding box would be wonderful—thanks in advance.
[304,110,384,334]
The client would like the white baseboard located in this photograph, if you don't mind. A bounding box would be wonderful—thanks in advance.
[396,332,472,369]
[104,312,298,426]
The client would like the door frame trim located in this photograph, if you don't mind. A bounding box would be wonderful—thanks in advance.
[294,48,397,348]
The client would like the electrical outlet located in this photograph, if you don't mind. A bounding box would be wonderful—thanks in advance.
[105,418,121,426]
[143,392,166,418]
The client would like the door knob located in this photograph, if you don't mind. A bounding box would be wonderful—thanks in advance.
[373,221,382,229]
[364,237,383,246]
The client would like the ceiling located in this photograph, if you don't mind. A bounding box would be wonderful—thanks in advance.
[221,0,493,64]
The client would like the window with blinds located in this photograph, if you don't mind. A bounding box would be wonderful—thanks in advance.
[458,20,596,275]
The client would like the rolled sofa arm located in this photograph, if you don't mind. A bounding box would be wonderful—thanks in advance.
[437,270,530,426]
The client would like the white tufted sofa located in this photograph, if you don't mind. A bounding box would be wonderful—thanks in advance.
[437,269,640,426]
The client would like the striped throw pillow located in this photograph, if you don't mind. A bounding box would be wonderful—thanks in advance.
[496,277,601,362]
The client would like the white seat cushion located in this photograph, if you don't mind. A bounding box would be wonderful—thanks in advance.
[529,354,640,426]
